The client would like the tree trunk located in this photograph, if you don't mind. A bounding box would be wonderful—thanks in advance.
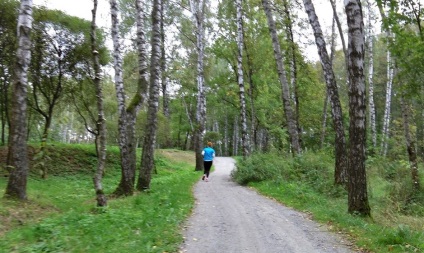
[329,0,348,66]
[381,49,394,156]
[0,77,10,146]
[236,0,250,158]
[376,2,394,157]
[190,0,207,170]
[137,0,162,190]
[39,115,52,179]
[400,93,420,191]
[161,0,169,119]
[243,32,257,152]
[91,0,107,207]
[345,0,371,216]
[5,0,33,200]
[366,0,377,152]
[303,0,348,185]
[320,13,337,148]
[417,104,424,163]
[110,0,134,196]
[282,0,301,144]
[262,0,301,155]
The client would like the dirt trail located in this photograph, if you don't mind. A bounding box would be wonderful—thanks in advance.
[179,157,356,253]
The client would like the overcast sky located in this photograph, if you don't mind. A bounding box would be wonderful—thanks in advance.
[33,0,110,28]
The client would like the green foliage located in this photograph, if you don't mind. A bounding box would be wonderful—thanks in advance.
[203,131,220,145]
[231,151,291,185]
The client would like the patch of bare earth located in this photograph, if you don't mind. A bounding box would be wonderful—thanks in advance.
[0,199,59,236]
[157,149,195,166]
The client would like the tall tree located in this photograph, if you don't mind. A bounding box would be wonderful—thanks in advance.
[189,0,207,170]
[329,0,348,68]
[345,0,370,216]
[376,1,394,157]
[137,0,162,190]
[236,0,250,158]
[366,0,377,151]
[262,0,301,155]
[109,0,149,196]
[109,0,133,195]
[280,0,300,140]
[302,0,348,185]
[91,0,107,207]
[5,0,33,200]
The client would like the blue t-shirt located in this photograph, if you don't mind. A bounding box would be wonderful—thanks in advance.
[202,147,215,161]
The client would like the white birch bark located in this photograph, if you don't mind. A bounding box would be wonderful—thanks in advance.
[376,2,394,157]
[236,0,250,158]
[366,0,377,150]
[109,0,134,195]
[189,0,207,170]
[135,0,149,108]
[303,0,348,184]
[91,0,107,207]
[5,0,33,200]
[262,0,301,155]
[345,0,370,216]
[137,0,162,190]
[329,0,348,68]
[381,49,394,156]
[320,13,337,148]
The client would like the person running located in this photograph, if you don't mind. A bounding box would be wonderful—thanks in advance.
[201,142,215,182]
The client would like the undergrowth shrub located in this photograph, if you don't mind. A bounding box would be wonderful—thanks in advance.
[367,156,424,217]
[231,152,290,185]
[232,150,345,197]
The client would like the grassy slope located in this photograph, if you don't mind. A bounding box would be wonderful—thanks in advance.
[0,144,200,253]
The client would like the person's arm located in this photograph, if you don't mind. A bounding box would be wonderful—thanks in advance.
[202,150,205,156]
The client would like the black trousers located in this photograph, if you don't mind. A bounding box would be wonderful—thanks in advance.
[203,161,213,177]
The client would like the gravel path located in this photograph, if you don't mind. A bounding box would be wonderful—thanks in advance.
[179,157,356,253]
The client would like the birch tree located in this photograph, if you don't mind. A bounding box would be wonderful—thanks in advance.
[280,0,300,134]
[366,0,377,150]
[5,0,33,200]
[137,0,162,190]
[329,0,348,68]
[302,0,348,185]
[110,0,148,196]
[376,2,394,156]
[109,0,133,195]
[262,0,301,155]
[345,0,370,216]
[236,0,250,158]
[91,0,107,207]
[189,0,207,170]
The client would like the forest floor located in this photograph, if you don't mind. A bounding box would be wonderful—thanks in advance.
[179,157,359,253]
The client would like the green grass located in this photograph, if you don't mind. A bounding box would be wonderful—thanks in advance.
[232,150,424,253]
[0,144,200,253]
